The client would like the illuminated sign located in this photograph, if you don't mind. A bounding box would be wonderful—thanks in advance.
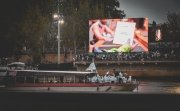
[89,18,148,53]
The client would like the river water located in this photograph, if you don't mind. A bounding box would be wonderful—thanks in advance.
[1,80,180,94]
[1,80,179,110]
[133,80,180,94]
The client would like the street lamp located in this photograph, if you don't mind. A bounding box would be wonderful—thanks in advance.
[53,13,64,64]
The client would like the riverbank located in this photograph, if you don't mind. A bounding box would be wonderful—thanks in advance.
[75,61,180,77]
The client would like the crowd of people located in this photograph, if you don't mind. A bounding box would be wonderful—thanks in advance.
[74,49,180,62]
[89,70,132,84]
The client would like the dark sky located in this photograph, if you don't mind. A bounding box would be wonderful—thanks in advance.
[0,0,179,33]
[0,0,28,33]
[118,0,180,23]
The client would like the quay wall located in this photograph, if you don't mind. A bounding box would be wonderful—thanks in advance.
[14,54,180,78]
[75,61,180,78]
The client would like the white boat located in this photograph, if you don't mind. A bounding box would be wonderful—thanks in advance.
[0,66,8,86]
[7,62,25,70]
[2,62,139,92]
[0,66,8,76]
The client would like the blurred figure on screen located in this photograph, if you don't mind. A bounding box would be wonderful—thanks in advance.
[134,18,148,52]
[102,43,138,53]
[89,19,114,52]
[109,19,120,32]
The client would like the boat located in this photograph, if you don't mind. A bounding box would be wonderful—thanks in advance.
[1,62,139,92]
[7,62,26,70]
[0,66,8,86]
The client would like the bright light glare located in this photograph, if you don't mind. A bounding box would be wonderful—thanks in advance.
[53,14,59,20]
[53,14,58,18]
[58,19,64,24]
[60,19,64,24]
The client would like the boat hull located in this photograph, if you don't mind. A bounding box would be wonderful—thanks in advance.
[111,83,138,91]
[2,83,138,92]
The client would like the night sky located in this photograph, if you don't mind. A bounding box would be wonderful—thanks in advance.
[118,0,180,23]
[0,1,28,32]
[0,0,179,35]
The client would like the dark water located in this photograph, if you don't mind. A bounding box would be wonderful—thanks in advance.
[0,80,180,111]
[133,80,180,94]
[1,80,180,94]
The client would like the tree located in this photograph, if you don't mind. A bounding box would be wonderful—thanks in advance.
[55,0,126,54]
[39,0,126,55]
[20,1,51,64]
[89,0,125,19]
[166,12,180,42]
[157,12,180,42]
[7,0,126,63]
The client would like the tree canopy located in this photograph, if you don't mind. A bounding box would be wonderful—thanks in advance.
[1,0,126,63]
[159,12,180,42]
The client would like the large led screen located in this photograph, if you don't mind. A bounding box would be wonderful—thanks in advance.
[89,18,148,53]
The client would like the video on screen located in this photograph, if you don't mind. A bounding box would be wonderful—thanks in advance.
[89,18,148,53]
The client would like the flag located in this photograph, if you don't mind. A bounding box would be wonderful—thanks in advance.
[85,62,97,73]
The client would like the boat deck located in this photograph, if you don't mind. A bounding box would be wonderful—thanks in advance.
[8,83,134,87]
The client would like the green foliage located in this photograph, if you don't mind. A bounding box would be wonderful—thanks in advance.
[167,12,180,32]
[3,0,125,63]
[20,1,51,63]
[58,0,125,53]
[160,12,180,42]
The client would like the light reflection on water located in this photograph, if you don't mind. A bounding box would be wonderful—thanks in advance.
[133,80,180,94]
